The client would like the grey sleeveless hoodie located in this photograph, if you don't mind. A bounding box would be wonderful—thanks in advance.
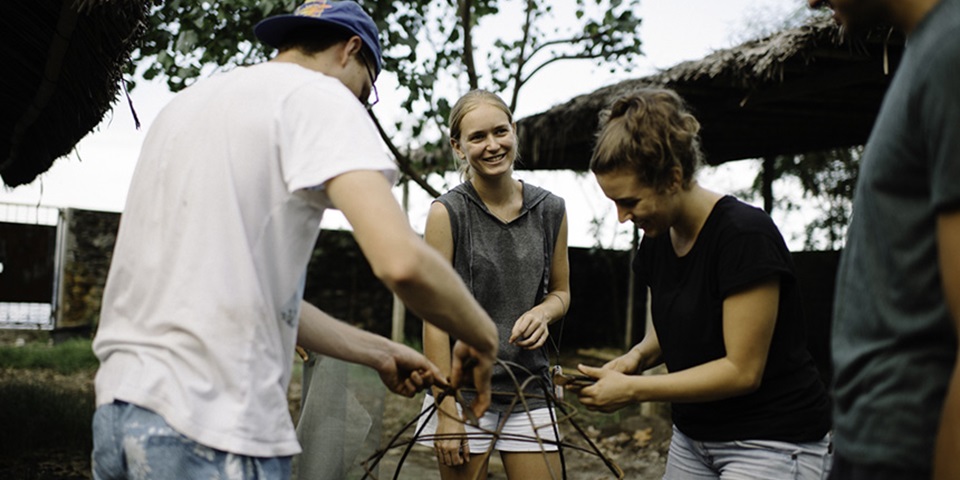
[436,180,565,413]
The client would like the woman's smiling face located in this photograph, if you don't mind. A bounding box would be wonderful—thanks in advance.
[594,168,680,238]
[452,103,517,179]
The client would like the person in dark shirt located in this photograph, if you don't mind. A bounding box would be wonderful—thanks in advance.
[574,88,832,479]
[808,1,960,479]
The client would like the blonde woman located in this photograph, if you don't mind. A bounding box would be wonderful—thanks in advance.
[417,89,570,479]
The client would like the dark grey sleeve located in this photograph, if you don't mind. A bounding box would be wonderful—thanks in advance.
[921,41,960,212]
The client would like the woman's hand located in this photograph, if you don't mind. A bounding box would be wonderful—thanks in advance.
[510,309,550,350]
[574,364,638,413]
[434,414,470,466]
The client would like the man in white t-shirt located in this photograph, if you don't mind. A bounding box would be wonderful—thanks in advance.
[90,2,498,478]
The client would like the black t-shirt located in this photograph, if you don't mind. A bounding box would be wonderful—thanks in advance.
[635,196,831,442]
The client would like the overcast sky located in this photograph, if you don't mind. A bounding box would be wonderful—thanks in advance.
[0,0,813,249]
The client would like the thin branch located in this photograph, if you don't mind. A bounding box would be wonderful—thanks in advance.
[520,54,603,85]
[368,111,442,199]
[509,0,535,111]
[526,30,611,59]
[459,0,478,90]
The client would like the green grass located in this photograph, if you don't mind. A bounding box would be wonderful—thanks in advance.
[0,338,98,374]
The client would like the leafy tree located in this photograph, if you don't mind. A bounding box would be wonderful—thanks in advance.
[730,2,820,44]
[725,6,860,251]
[736,148,860,251]
[131,0,643,197]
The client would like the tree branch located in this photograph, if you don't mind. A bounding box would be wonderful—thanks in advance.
[368,110,442,199]
[459,0,479,90]
[521,54,602,84]
[526,30,611,59]
[509,0,535,111]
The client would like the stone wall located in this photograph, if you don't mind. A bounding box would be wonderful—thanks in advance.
[58,208,119,331]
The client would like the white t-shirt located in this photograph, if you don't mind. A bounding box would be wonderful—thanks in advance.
[92,62,397,457]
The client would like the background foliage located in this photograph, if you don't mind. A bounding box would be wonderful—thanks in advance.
[132,0,644,196]
[132,0,861,250]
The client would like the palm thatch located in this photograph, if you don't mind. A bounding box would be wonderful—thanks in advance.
[517,16,905,171]
[0,0,149,187]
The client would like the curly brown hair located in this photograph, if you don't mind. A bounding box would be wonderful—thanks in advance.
[589,88,703,192]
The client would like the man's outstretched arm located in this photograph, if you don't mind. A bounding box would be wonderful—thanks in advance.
[321,170,498,413]
[297,301,442,397]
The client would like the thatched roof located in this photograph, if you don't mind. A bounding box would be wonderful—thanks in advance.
[1,0,148,187]
[517,16,905,170]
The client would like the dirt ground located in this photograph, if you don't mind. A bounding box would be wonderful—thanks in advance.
[0,334,669,479]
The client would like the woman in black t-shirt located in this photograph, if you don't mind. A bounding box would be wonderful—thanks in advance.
[573,88,832,480]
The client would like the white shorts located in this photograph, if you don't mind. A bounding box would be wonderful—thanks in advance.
[414,394,560,453]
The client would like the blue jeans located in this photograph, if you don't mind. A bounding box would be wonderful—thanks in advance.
[664,426,832,480]
[92,401,292,480]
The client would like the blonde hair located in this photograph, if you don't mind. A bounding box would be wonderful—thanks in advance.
[448,89,517,180]
[590,88,703,191]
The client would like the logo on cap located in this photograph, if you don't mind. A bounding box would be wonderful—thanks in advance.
[297,1,334,17]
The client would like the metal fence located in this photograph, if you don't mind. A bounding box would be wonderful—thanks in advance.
[0,202,61,330]
[0,302,54,330]
[0,202,59,226]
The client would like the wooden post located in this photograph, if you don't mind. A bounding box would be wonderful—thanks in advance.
[640,286,659,417]
[390,179,409,343]
[53,208,68,330]
[624,225,639,351]
[390,293,405,343]
[762,156,775,214]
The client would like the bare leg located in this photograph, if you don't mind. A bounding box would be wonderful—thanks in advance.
[501,451,563,479]
[439,451,492,480]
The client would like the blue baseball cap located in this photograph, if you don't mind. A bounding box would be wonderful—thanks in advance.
[254,1,383,75]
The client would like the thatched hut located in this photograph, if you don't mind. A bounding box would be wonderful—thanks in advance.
[516,16,905,170]
[0,1,149,188]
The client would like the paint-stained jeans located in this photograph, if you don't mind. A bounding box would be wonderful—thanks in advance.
[92,401,291,480]
[663,425,833,480]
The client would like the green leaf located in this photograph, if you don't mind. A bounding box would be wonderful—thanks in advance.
[175,30,199,53]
